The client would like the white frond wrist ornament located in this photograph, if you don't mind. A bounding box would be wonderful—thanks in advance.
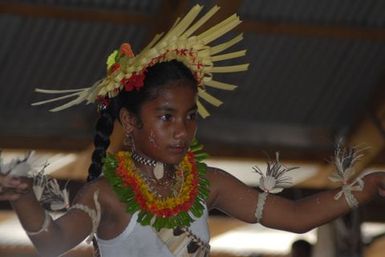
[0,151,70,210]
[31,5,249,118]
[0,151,73,237]
[253,153,296,223]
[329,141,385,209]
[329,142,365,209]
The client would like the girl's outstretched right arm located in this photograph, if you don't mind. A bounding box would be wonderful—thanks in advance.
[0,174,99,257]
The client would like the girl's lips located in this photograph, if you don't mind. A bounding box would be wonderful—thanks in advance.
[168,145,187,154]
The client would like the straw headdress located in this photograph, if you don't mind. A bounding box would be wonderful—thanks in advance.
[32,5,249,118]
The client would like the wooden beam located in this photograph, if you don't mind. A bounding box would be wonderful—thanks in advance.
[3,2,385,42]
[240,21,385,42]
[51,147,93,180]
[0,135,91,151]
[0,2,151,25]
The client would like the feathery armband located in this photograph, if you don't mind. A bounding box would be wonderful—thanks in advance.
[328,142,365,209]
[332,170,385,209]
[253,153,295,223]
[328,141,385,209]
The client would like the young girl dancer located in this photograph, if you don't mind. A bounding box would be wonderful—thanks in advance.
[0,5,384,257]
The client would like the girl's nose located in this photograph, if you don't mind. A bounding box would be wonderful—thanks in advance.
[173,120,187,139]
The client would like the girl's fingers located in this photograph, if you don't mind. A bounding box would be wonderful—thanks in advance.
[1,176,26,188]
[0,175,32,201]
[1,185,30,193]
[0,190,23,201]
[0,176,31,200]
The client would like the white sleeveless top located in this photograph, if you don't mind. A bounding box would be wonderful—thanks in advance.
[96,207,210,257]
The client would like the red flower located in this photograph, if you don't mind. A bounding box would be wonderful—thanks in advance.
[96,96,110,110]
[120,43,134,58]
[164,208,173,217]
[135,194,146,208]
[181,201,191,211]
[109,63,120,74]
[121,72,145,92]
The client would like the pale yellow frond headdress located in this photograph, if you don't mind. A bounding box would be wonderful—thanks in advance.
[32,5,249,118]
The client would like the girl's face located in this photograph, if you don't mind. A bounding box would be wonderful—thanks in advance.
[132,80,198,165]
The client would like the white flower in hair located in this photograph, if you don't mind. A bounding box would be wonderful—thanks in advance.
[253,152,296,193]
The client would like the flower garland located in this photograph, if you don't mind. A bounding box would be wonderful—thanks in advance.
[103,140,209,231]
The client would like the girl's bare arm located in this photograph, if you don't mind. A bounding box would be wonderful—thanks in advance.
[2,175,98,257]
[207,167,385,233]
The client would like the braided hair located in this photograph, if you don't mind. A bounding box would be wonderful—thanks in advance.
[87,60,197,182]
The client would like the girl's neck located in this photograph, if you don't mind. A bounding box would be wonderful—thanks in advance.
[136,163,176,180]
[131,150,176,181]
[131,156,180,198]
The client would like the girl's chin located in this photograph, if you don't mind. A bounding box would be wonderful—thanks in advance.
[162,155,186,166]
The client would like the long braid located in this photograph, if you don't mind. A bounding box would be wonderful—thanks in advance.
[87,109,115,182]
[87,109,115,257]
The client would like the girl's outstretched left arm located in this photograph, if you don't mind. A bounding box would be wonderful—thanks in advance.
[207,168,385,233]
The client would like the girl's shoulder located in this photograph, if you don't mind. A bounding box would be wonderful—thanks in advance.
[205,166,244,209]
[72,177,120,210]
[205,165,247,193]
[206,166,234,181]
[205,166,235,190]
[75,177,108,197]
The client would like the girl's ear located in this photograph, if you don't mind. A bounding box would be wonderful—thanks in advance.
[119,108,137,133]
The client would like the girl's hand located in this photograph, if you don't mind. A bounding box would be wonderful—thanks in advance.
[0,174,30,201]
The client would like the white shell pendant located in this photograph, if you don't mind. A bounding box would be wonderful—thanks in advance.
[153,162,164,180]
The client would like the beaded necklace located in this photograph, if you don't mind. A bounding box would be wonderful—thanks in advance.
[103,141,209,231]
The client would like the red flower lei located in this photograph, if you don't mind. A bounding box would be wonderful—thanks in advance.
[103,147,209,230]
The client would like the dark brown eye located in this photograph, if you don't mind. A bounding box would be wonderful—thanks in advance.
[187,111,197,120]
[160,113,172,121]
